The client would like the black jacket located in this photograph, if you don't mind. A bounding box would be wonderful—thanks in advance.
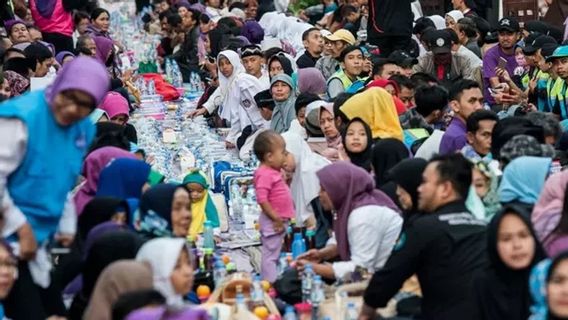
[367,0,413,39]
[363,201,487,320]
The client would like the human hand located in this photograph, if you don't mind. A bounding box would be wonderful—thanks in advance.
[187,108,207,118]
[55,233,74,247]
[493,89,522,105]
[18,223,37,260]
[297,249,321,263]
[495,67,511,82]
[272,218,284,233]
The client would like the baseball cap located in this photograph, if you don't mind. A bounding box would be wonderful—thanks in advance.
[546,45,568,62]
[523,35,557,56]
[427,30,452,54]
[497,17,520,33]
[524,20,550,35]
[541,43,559,59]
[324,29,356,45]
[388,50,418,67]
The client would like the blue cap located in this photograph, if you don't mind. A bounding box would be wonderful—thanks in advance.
[546,45,568,62]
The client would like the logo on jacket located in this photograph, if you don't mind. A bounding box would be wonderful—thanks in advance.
[243,99,252,108]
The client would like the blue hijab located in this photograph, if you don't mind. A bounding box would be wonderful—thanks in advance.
[499,156,551,205]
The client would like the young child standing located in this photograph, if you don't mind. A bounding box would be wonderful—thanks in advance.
[253,130,295,282]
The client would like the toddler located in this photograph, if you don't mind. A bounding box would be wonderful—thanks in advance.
[253,130,295,282]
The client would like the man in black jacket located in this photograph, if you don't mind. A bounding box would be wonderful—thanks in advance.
[366,0,414,56]
[359,153,487,320]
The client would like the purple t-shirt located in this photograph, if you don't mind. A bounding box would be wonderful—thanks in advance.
[482,45,518,104]
[439,117,467,155]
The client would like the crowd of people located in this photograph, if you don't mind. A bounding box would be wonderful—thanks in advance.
[3,0,568,319]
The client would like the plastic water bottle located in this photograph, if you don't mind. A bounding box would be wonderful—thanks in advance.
[235,293,247,312]
[301,264,313,303]
[165,58,172,82]
[311,275,324,317]
[252,274,264,306]
[283,306,298,320]
[147,79,156,95]
[291,233,306,259]
[277,252,288,276]
[203,220,215,249]
[213,260,226,289]
[345,302,358,320]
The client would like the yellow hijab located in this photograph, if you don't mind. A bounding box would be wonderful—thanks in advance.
[183,170,220,239]
[340,87,403,141]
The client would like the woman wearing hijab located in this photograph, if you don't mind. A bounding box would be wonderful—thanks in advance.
[136,238,194,307]
[297,68,326,97]
[96,158,152,217]
[0,57,109,320]
[182,170,220,239]
[69,229,144,320]
[84,261,154,320]
[341,117,373,172]
[339,87,404,141]
[370,138,410,207]
[388,158,428,223]
[98,91,131,126]
[533,170,568,245]
[267,53,294,79]
[88,122,132,153]
[282,132,331,227]
[78,197,130,241]
[270,73,297,133]
[73,146,136,214]
[215,50,268,148]
[529,253,568,320]
[55,50,75,66]
[86,8,112,39]
[474,205,547,320]
[296,162,402,280]
[498,156,552,212]
[2,70,30,97]
[304,101,342,161]
[366,79,408,115]
[137,184,192,239]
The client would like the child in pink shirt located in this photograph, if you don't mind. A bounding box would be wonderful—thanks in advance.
[253,130,295,282]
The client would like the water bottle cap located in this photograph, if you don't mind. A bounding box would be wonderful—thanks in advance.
[314,275,321,281]
[254,274,262,281]
[347,302,355,307]
[285,306,295,314]
[293,233,303,240]
[305,264,312,270]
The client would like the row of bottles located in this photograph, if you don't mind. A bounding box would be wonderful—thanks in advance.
[164,58,183,88]
[283,228,316,259]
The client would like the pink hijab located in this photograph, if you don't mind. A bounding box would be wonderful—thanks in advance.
[73,147,135,214]
[532,170,568,242]
[98,92,129,121]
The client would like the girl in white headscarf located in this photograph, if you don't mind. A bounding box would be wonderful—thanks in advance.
[136,238,194,307]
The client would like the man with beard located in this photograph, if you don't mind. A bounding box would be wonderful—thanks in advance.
[482,17,520,107]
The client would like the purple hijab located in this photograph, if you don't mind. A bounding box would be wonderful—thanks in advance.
[73,147,136,214]
[241,21,264,44]
[44,56,109,106]
[55,50,75,65]
[297,68,326,95]
[126,307,210,320]
[316,161,400,261]
[93,36,114,65]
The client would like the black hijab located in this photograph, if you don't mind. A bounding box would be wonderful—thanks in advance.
[474,205,547,320]
[88,122,131,154]
[342,117,373,172]
[77,197,129,241]
[371,138,410,187]
[387,158,428,220]
[268,54,293,79]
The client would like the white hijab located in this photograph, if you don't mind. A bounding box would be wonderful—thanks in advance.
[428,15,447,30]
[281,131,330,224]
[218,50,246,120]
[135,238,187,306]
[445,10,464,23]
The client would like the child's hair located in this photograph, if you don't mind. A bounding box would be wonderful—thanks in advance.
[253,130,280,161]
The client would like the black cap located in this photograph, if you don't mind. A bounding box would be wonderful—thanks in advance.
[388,50,418,67]
[254,89,275,110]
[497,17,520,33]
[523,35,557,56]
[427,30,452,54]
[524,20,550,35]
[541,43,559,58]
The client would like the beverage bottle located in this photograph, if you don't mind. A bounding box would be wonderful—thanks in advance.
[235,293,247,312]
[291,233,306,259]
[252,274,264,307]
[213,260,226,289]
[305,230,316,250]
[203,220,215,249]
[311,275,324,318]
[301,264,313,303]
[186,235,198,270]
[283,306,298,320]
[345,302,358,320]
[278,252,288,276]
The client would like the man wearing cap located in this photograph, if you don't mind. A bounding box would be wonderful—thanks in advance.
[297,27,324,69]
[523,35,557,110]
[546,46,568,120]
[366,0,413,56]
[535,43,560,112]
[388,50,418,77]
[241,44,270,86]
[482,17,521,108]
[413,29,481,88]
[315,29,355,79]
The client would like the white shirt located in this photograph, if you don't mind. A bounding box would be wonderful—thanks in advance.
[330,205,403,279]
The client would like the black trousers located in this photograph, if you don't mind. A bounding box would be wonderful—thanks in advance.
[42,32,74,54]
[4,260,66,319]
[368,35,412,57]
